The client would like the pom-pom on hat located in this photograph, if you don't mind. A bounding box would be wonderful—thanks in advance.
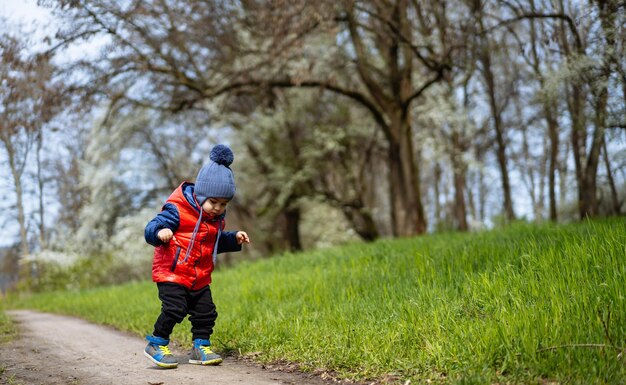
[194,144,236,204]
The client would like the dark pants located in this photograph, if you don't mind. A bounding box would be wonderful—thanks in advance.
[153,282,218,341]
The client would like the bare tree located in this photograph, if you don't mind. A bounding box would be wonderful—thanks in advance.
[416,82,475,231]
[554,0,616,219]
[31,0,624,255]
[526,0,563,221]
[506,0,624,219]
[0,29,62,278]
[474,0,624,221]
[469,1,518,222]
[42,0,460,236]
[231,0,459,236]
[1,39,31,260]
[50,135,87,235]
[591,0,624,216]
[232,89,384,249]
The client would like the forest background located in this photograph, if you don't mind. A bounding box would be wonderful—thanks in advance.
[0,0,624,291]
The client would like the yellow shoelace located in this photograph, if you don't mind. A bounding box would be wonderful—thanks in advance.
[199,346,214,355]
[159,345,173,355]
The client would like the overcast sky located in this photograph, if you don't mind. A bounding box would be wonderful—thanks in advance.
[0,0,50,22]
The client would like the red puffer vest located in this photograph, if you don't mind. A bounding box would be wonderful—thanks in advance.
[151,183,223,289]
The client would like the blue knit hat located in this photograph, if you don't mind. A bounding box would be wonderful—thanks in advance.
[194,144,236,204]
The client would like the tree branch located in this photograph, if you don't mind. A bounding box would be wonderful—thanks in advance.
[207,78,392,140]
[485,12,582,52]
[354,3,445,72]
[402,70,445,116]
[344,5,392,110]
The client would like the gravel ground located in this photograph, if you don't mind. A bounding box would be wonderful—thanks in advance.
[0,310,333,385]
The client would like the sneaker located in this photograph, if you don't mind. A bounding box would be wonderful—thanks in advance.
[144,335,178,368]
[189,339,223,365]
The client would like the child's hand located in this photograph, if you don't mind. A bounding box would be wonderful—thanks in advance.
[158,228,174,243]
[236,231,250,245]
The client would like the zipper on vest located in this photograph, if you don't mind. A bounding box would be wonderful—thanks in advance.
[190,258,201,289]
[170,247,181,272]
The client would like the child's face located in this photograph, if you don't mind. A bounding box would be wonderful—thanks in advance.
[202,197,230,218]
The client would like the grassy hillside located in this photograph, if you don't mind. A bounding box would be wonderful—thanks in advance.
[5,219,626,384]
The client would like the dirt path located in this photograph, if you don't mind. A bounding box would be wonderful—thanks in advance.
[1,310,332,385]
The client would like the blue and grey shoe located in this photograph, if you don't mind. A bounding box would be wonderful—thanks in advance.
[189,339,222,365]
[144,335,178,368]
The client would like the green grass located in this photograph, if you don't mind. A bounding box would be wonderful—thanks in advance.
[4,218,626,384]
[0,310,17,345]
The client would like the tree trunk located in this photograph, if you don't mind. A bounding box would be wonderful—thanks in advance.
[387,122,427,236]
[537,134,548,220]
[345,0,429,237]
[529,3,560,222]
[434,162,442,227]
[341,205,379,241]
[555,0,588,220]
[477,21,515,222]
[580,84,608,218]
[572,78,607,219]
[531,8,560,222]
[568,82,588,218]
[4,142,30,278]
[520,121,539,218]
[492,107,516,221]
[452,166,468,231]
[284,206,302,252]
[602,138,621,215]
[564,0,615,220]
[36,130,46,250]
[466,174,477,225]
[451,132,468,231]
[558,141,570,212]
[546,106,559,221]
[15,169,28,261]
[595,0,621,217]
[478,167,487,223]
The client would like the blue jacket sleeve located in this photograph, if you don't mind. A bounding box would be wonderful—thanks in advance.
[144,203,180,246]
[217,231,242,253]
